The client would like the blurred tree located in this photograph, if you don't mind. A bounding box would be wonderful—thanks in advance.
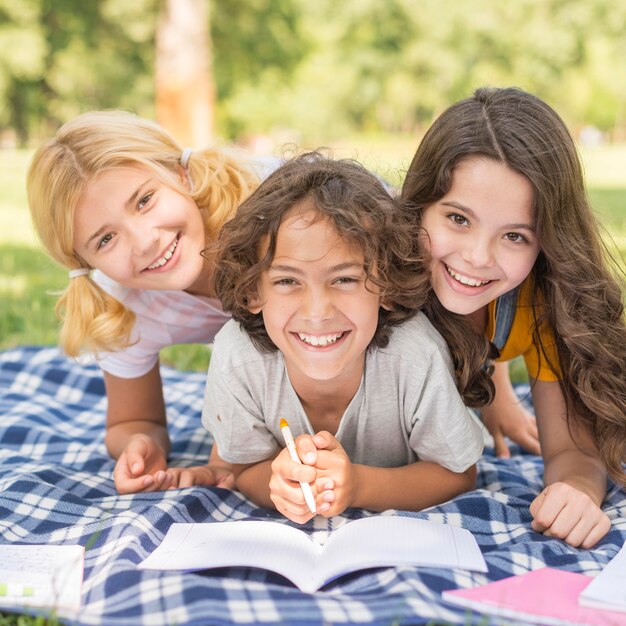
[1,0,625,145]
[0,0,155,146]
[237,0,625,142]
[212,0,309,138]
[156,0,214,146]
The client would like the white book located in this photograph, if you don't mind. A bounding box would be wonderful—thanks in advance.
[579,541,626,612]
[0,544,84,611]
[138,515,487,593]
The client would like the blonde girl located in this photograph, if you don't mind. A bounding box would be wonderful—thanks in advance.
[27,111,271,494]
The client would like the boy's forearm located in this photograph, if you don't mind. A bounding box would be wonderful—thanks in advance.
[234,460,274,508]
[351,462,477,512]
[105,421,171,459]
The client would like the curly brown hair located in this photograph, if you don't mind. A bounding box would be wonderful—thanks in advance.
[401,86,626,486]
[210,151,431,355]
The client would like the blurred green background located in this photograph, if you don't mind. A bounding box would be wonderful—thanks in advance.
[1,0,625,367]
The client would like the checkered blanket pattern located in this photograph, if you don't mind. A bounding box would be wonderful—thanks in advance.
[1,346,624,626]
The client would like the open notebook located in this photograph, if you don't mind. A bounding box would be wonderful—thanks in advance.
[139,515,487,593]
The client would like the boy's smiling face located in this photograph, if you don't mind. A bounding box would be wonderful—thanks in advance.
[250,199,383,392]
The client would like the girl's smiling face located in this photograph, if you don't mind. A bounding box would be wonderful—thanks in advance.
[72,165,210,295]
[420,157,541,320]
[250,200,383,392]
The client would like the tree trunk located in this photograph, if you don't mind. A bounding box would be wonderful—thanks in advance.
[155,0,214,147]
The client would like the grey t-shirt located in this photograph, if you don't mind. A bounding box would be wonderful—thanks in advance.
[202,313,484,473]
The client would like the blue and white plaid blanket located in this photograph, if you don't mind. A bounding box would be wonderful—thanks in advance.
[1,346,625,626]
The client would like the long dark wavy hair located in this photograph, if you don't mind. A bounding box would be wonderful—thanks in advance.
[401,86,626,486]
[209,151,491,405]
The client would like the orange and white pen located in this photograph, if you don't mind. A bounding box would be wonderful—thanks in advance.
[279,418,317,514]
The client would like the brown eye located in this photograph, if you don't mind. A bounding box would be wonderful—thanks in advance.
[97,233,114,250]
[138,193,153,210]
[504,232,527,243]
[449,213,469,226]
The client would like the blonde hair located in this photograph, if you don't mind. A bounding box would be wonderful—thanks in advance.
[27,110,259,356]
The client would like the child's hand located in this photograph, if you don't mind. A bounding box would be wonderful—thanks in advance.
[306,431,356,517]
[269,443,317,524]
[114,434,169,494]
[482,403,540,458]
[482,360,540,458]
[165,464,235,489]
[530,482,611,548]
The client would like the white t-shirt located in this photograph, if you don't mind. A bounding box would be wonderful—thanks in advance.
[202,314,484,473]
[92,270,230,378]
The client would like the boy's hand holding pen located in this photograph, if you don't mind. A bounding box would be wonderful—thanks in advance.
[279,419,317,514]
[272,419,349,524]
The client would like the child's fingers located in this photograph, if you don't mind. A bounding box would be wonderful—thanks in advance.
[116,473,155,495]
[314,449,350,474]
[530,489,567,533]
[295,434,318,465]
[167,466,232,489]
[312,430,340,451]
[529,489,547,519]
[124,438,152,476]
[270,468,314,501]
[316,488,335,514]
[174,470,195,489]
[214,468,235,489]
[152,470,172,490]
[540,503,580,540]
[518,432,541,456]
[271,490,314,523]
[580,514,612,549]
[516,419,540,455]
[526,416,539,441]
[315,477,334,492]
[492,430,511,459]
[560,514,598,548]
[271,448,314,482]
[281,459,316,484]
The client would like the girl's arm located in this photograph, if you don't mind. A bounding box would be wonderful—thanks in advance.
[105,364,234,493]
[530,379,611,547]
[104,363,170,458]
[104,364,171,493]
[480,360,540,457]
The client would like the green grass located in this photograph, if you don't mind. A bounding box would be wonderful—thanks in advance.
[0,614,61,626]
[1,142,625,372]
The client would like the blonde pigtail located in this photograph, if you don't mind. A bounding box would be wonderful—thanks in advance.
[57,275,136,357]
[188,149,260,241]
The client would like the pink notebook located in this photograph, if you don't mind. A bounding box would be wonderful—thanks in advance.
[442,568,626,626]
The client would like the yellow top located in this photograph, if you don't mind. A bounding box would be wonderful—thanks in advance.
[485,277,562,382]
[279,418,289,429]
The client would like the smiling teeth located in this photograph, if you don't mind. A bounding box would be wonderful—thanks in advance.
[146,238,178,270]
[298,332,344,347]
[446,266,490,287]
